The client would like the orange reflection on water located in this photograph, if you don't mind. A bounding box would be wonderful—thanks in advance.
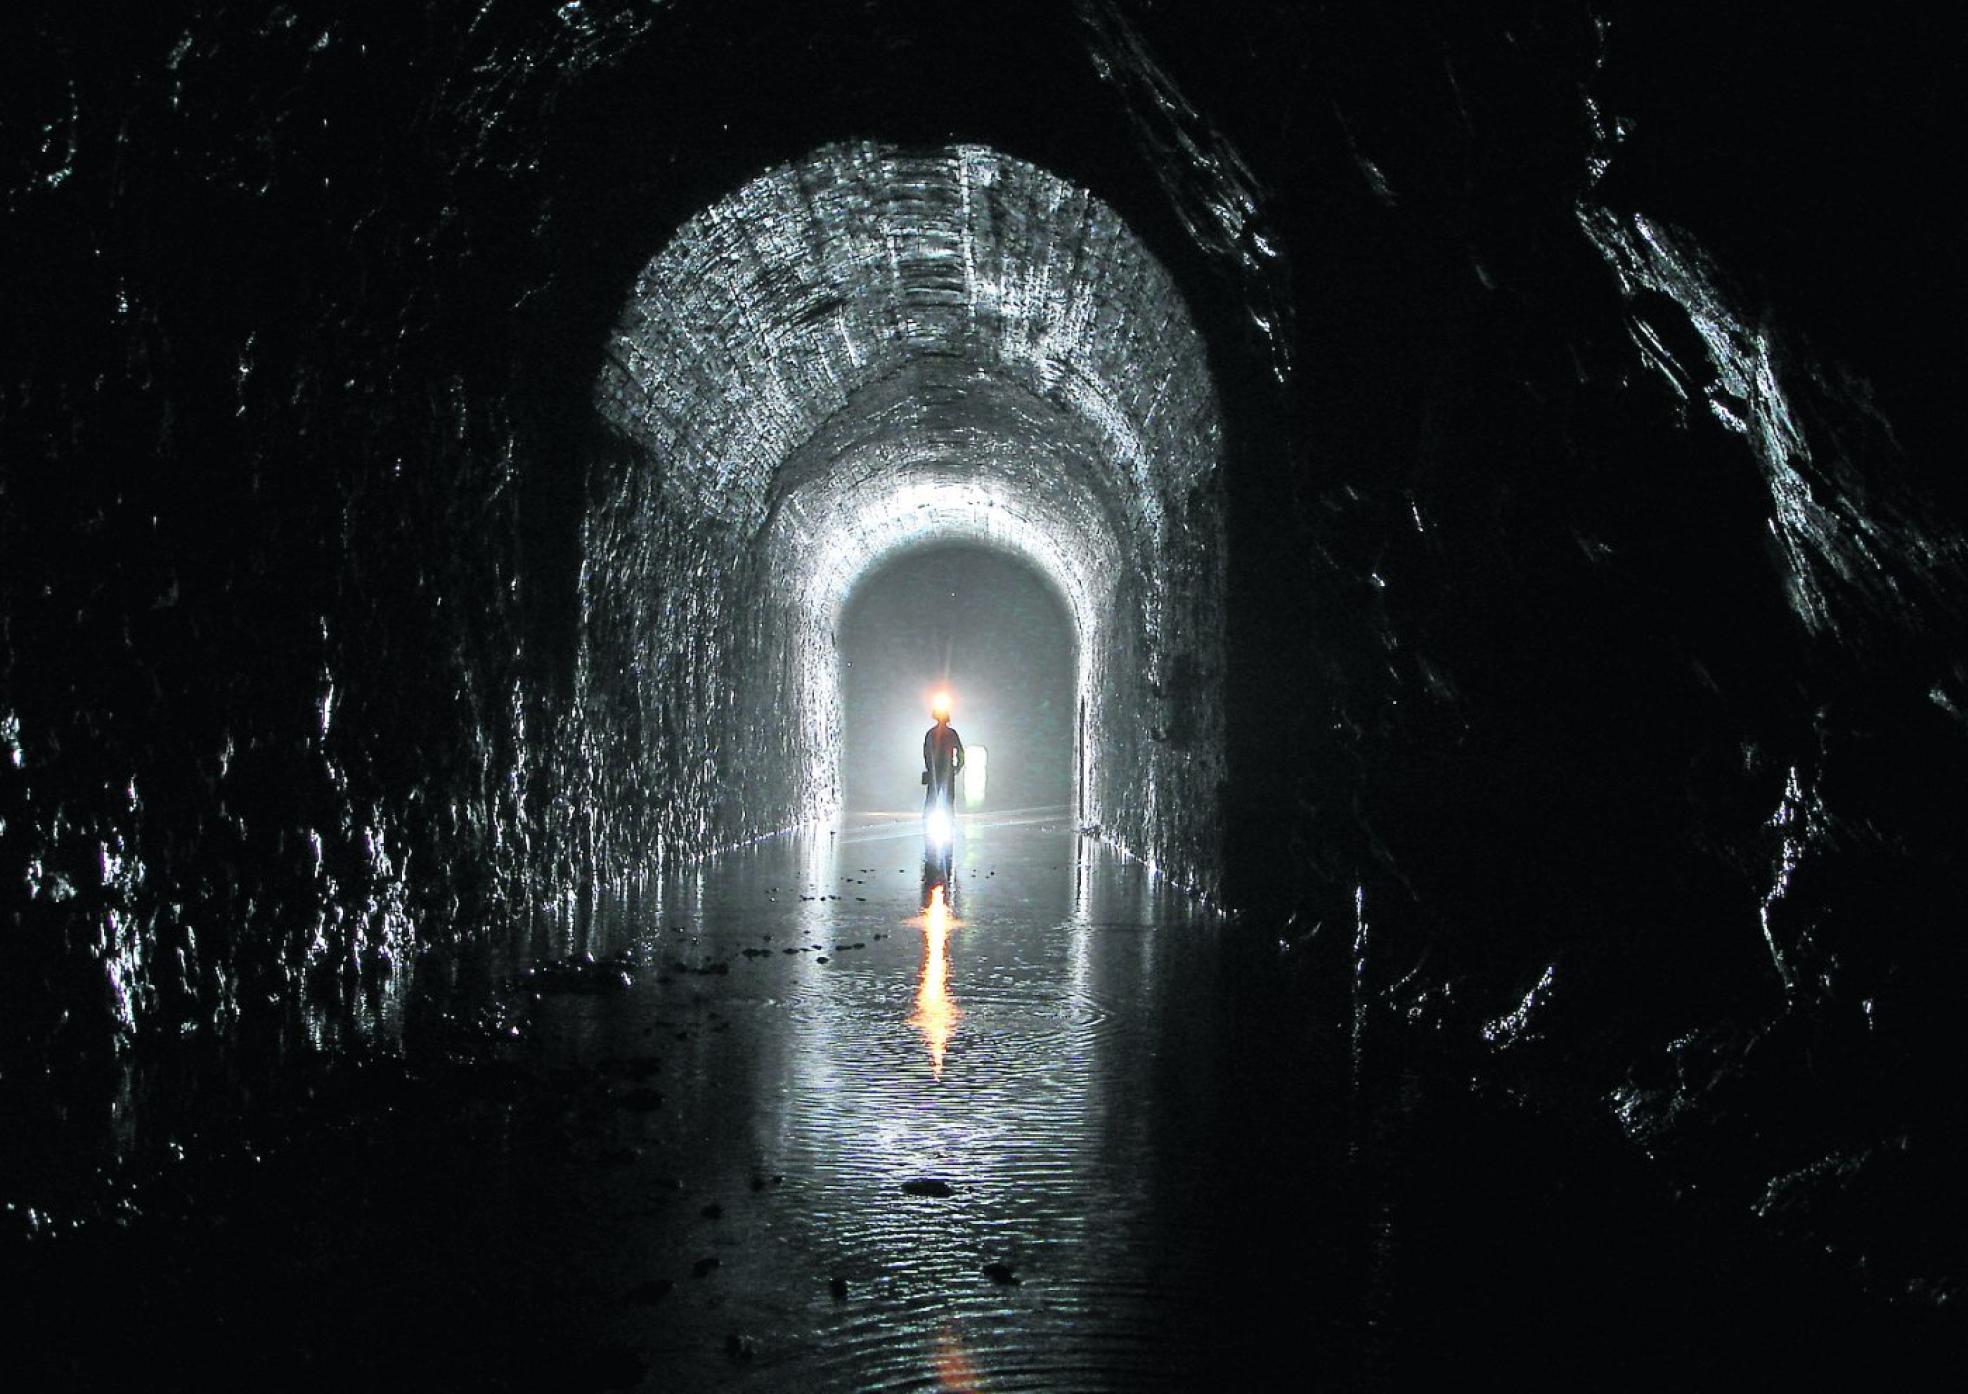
[932,1321,982,1392]
[908,884,962,1078]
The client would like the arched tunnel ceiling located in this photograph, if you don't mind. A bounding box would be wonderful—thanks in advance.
[5,5,1964,1342]
[585,140,1228,886]
[763,363,1127,638]
[597,141,1221,547]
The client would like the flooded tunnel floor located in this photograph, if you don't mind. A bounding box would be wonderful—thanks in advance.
[12,812,1947,1388]
[15,812,1331,1390]
[494,810,1279,1391]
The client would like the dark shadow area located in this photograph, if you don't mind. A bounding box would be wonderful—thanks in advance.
[3,0,1964,1383]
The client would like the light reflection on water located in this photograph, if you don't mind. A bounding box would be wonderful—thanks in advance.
[506,810,1223,1392]
[933,1321,984,1392]
[909,884,962,1078]
[25,810,1240,1389]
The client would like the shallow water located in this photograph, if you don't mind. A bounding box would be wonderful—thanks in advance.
[13,810,1945,1389]
[512,810,1254,1390]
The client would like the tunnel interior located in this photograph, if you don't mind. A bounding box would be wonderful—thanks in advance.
[584,141,1225,889]
[2,1,1964,1382]
[839,543,1076,815]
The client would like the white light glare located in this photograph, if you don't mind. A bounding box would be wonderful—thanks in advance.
[964,744,987,807]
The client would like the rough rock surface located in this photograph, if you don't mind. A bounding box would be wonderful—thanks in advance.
[2,0,1962,1317]
[588,142,1224,887]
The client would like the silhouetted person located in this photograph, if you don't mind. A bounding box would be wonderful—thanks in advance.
[923,693,964,843]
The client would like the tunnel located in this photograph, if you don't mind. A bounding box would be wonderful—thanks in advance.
[583,142,1224,887]
[837,544,1078,816]
[2,2,1964,1388]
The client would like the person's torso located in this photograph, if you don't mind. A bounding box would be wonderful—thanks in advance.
[926,724,961,779]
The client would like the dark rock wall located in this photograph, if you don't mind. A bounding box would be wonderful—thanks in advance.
[2,0,1961,1298]
[1155,1,1967,1299]
[1,1,552,1079]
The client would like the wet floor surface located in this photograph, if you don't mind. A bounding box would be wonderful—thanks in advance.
[13,811,1326,1390]
[10,811,1955,1388]
[493,810,1267,1391]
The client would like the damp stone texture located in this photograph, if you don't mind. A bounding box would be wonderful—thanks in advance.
[589,142,1226,891]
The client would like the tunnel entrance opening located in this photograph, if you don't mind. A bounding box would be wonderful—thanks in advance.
[590,141,1228,894]
[838,542,1075,816]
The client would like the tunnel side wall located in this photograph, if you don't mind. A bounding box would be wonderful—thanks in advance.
[589,144,1228,891]
[1134,0,1968,1302]
[3,1,1961,1303]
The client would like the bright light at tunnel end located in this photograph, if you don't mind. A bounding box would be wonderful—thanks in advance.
[595,141,1228,897]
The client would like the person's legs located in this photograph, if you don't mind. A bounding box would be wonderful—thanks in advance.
[924,777,954,846]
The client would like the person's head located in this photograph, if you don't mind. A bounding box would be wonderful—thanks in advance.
[930,692,951,724]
